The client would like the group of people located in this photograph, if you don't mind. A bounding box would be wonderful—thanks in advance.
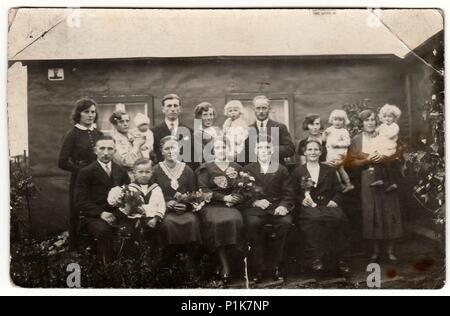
[58,94,403,284]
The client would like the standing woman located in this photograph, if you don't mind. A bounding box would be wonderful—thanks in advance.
[346,110,403,263]
[59,97,103,250]
[109,110,144,169]
[151,136,203,273]
[193,102,221,163]
[297,113,327,165]
[197,138,245,283]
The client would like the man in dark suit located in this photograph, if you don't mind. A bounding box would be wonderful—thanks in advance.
[243,137,295,283]
[244,95,295,165]
[74,136,130,265]
[152,94,196,169]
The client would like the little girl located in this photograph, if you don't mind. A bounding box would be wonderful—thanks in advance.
[131,113,155,159]
[222,100,249,159]
[370,104,402,192]
[323,109,355,193]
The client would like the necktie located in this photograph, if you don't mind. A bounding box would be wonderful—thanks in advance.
[259,122,266,134]
[104,164,111,177]
[170,123,176,136]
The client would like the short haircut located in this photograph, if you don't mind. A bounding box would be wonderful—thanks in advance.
[72,97,98,124]
[302,113,322,131]
[224,100,244,115]
[328,109,350,126]
[133,158,153,169]
[359,109,376,123]
[194,102,216,119]
[160,135,179,149]
[379,104,402,121]
[95,135,116,145]
[109,111,129,126]
[162,94,181,107]
[253,95,270,106]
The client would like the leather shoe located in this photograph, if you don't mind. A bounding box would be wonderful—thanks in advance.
[273,267,285,282]
[311,259,324,272]
[337,260,350,275]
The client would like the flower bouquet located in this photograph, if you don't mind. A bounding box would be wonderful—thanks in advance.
[174,190,213,212]
[107,185,145,218]
[226,171,264,207]
[300,176,317,208]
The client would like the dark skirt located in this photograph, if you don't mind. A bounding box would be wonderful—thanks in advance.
[297,206,348,259]
[200,205,244,253]
[361,169,403,240]
[159,212,203,247]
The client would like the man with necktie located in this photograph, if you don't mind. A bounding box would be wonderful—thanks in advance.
[74,136,130,265]
[152,94,196,169]
[245,95,296,165]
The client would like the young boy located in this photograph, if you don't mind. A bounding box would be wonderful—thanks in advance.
[131,113,155,159]
[130,158,166,228]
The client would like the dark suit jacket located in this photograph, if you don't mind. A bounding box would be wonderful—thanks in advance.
[292,163,344,208]
[74,161,130,220]
[152,122,196,169]
[244,162,295,214]
[245,119,295,164]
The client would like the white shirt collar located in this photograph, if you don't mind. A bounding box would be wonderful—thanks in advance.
[257,119,269,127]
[75,124,96,131]
[98,160,112,170]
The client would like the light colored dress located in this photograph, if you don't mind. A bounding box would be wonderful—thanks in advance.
[130,128,155,159]
[112,130,142,169]
[373,123,399,157]
[324,126,351,164]
[223,117,249,157]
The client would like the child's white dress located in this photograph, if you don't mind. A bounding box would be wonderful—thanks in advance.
[223,117,249,156]
[373,123,399,156]
[324,126,351,163]
[131,129,155,159]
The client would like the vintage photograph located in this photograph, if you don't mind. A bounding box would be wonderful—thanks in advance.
[7,8,445,289]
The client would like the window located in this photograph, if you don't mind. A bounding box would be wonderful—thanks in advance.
[95,95,154,135]
[225,93,295,132]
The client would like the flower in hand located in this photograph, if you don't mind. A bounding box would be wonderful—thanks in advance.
[300,177,317,208]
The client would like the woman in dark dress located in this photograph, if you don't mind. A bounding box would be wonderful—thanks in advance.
[150,136,202,271]
[197,138,245,282]
[346,110,403,263]
[297,113,327,165]
[292,140,349,275]
[58,97,103,250]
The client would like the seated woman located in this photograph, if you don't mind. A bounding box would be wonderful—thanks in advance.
[196,138,245,283]
[150,136,203,275]
[292,140,350,275]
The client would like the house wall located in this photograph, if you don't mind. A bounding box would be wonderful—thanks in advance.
[26,56,407,236]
